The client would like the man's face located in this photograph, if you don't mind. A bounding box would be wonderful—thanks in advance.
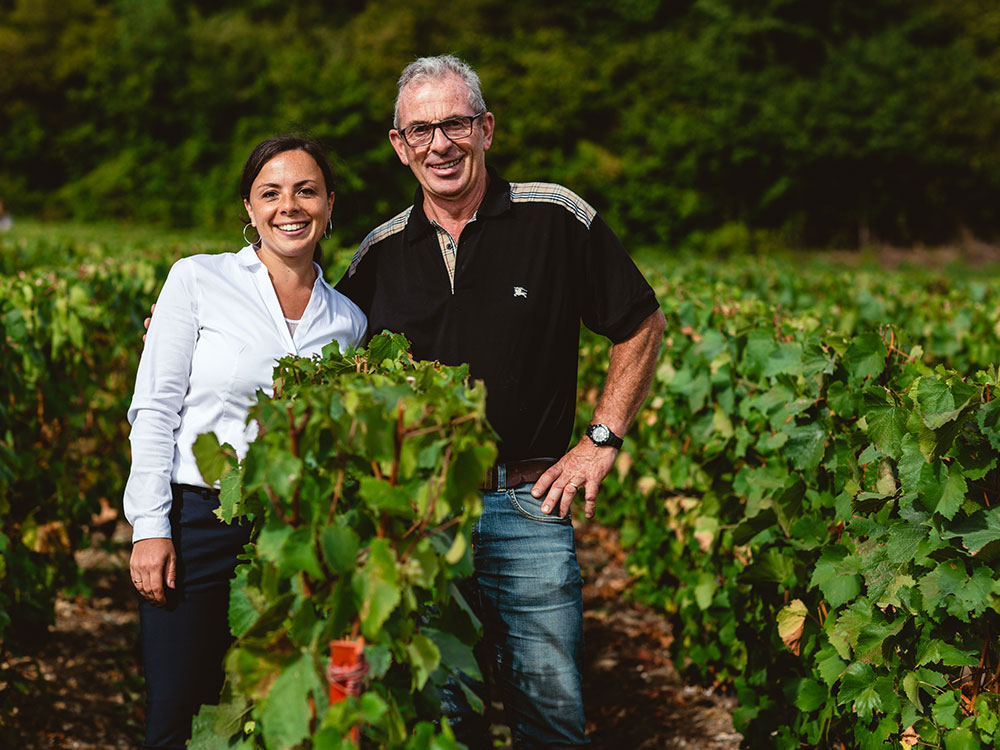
[389,74,494,210]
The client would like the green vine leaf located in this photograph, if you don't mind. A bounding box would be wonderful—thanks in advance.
[846,333,888,384]
[405,633,441,691]
[977,399,1000,452]
[354,539,401,640]
[918,463,967,520]
[933,690,961,730]
[256,652,321,750]
[863,390,908,459]
[321,525,361,575]
[941,509,1000,555]
[192,432,237,485]
[810,547,861,608]
[837,661,881,719]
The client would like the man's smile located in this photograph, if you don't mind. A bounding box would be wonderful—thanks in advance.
[430,156,463,173]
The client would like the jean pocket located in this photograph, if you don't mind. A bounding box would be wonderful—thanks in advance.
[506,484,572,524]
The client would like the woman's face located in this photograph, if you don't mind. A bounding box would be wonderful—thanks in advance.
[244,149,334,263]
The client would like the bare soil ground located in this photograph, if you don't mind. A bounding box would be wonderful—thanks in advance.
[577,524,740,750]
[4,522,143,749]
[5,521,740,749]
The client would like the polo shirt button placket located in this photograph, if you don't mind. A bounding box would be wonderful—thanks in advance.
[446,237,457,293]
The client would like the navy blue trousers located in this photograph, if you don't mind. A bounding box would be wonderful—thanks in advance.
[138,484,252,749]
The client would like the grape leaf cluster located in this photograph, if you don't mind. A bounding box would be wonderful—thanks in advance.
[188,332,497,749]
[594,263,1000,749]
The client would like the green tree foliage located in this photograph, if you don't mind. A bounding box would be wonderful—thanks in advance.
[1,0,999,246]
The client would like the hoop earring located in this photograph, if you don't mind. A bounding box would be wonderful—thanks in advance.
[243,222,260,246]
[323,217,332,240]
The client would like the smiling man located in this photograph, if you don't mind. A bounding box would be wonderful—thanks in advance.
[336,55,665,749]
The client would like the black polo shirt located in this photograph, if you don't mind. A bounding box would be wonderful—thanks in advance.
[335,167,660,462]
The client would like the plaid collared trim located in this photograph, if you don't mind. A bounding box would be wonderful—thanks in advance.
[428,216,476,293]
[509,182,597,228]
[347,206,412,277]
[432,224,458,292]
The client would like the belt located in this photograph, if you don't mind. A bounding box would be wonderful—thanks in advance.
[171,483,220,499]
[481,458,558,492]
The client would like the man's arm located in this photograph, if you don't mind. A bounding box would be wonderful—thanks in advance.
[532,308,666,519]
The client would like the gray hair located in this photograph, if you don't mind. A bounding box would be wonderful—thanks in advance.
[393,55,487,128]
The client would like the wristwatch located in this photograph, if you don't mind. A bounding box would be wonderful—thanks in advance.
[586,423,623,449]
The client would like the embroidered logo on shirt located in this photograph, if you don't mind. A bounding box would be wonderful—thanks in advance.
[513,286,528,299]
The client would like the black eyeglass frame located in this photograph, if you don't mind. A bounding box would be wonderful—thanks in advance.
[396,112,487,148]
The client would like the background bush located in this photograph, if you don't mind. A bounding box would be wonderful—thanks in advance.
[2,0,1000,248]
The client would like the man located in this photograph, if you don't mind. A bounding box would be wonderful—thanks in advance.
[335,55,665,749]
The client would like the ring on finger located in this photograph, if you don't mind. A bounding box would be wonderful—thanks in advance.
[566,482,579,490]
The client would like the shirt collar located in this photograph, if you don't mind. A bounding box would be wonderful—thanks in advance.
[404,165,511,243]
[236,244,326,282]
[477,165,512,218]
[238,244,263,267]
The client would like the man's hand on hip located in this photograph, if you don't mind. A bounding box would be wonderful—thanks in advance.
[531,440,618,520]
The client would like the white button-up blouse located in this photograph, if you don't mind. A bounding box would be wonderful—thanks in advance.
[124,246,367,541]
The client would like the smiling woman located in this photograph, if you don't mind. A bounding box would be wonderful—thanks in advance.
[240,138,337,273]
[124,136,367,749]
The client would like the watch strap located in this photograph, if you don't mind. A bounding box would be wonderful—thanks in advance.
[587,423,624,449]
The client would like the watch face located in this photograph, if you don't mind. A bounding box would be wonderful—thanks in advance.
[591,424,610,443]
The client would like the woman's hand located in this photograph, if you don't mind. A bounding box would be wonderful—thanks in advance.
[130,537,176,606]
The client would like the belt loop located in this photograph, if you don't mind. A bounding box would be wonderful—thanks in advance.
[496,462,507,491]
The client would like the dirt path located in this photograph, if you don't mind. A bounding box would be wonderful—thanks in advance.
[6,522,740,748]
[577,524,740,750]
[5,523,143,749]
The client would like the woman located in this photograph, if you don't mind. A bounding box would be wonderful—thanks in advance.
[124,135,367,749]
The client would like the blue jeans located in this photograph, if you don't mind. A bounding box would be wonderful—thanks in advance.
[441,483,589,749]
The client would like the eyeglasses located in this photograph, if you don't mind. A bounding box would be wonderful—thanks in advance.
[396,112,486,148]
